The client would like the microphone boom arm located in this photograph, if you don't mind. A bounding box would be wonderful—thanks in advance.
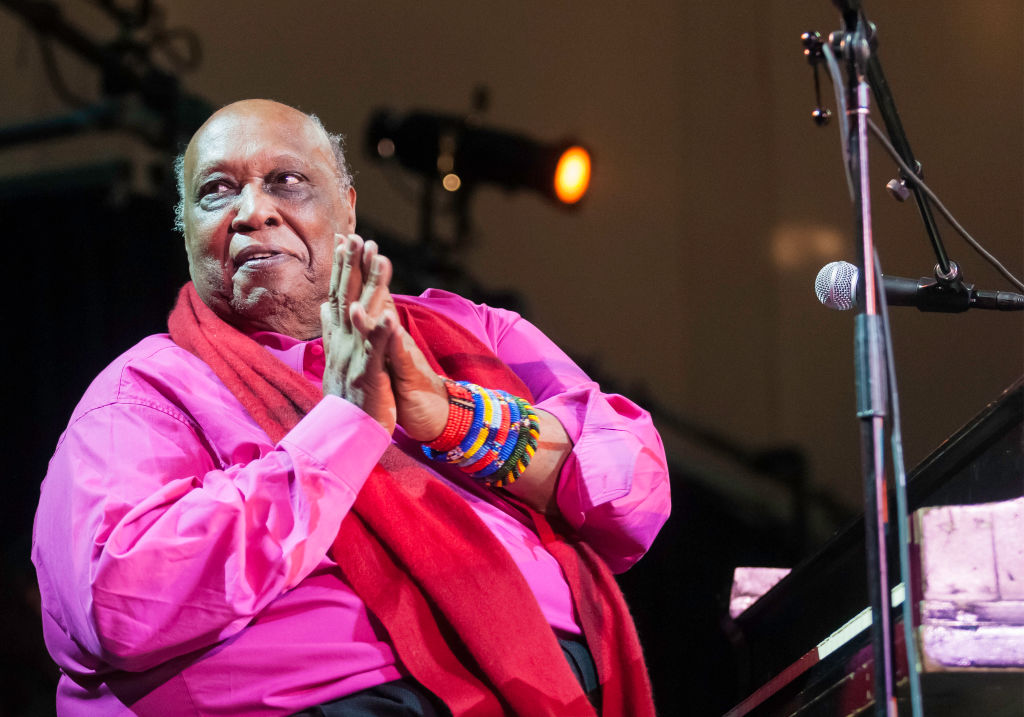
[828,0,963,293]
[864,47,959,285]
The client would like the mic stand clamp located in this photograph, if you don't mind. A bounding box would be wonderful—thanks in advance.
[885,159,922,203]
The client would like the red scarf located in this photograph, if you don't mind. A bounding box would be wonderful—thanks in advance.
[168,283,654,716]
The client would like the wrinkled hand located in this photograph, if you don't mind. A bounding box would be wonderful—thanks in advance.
[387,324,448,443]
[320,234,448,440]
[321,234,398,433]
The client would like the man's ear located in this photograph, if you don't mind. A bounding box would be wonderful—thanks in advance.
[344,186,357,230]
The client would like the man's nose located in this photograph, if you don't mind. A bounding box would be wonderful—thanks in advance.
[231,182,280,232]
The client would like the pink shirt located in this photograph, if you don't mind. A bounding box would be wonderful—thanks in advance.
[32,290,670,716]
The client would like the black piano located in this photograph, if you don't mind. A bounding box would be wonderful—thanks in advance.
[726,378,1024,716]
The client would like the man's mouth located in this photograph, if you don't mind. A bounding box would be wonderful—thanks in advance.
[234,246,291,269]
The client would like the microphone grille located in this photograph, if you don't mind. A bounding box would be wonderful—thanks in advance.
[814,261,858,311]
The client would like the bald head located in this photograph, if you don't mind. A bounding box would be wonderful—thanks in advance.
[174,100,352,234]
[177,99,358,338]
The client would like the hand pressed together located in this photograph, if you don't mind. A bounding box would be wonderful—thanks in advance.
[321,234,572,514]
[320,234,447,440]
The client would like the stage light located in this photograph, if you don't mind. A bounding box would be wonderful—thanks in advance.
[367,109,592,207]
[553,146,591,205]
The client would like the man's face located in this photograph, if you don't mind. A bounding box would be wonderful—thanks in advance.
[181,100,356,339]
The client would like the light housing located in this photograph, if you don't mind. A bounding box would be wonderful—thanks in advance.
[367,109,591,207]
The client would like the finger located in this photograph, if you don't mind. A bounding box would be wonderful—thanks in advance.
[356,240,386,316]
[349,308,397,388]
[387,321,439,392]
[349,300,373,338]
[350,301,397,343]
[357,242,381,306]
[363,311,397,372]
[338,234,365,329]
[361,239,379,278]
[342,234,364,306]
[363,255,394,319]
[320,302,332,339]
[385,315,404,360]
[328,234,346,316]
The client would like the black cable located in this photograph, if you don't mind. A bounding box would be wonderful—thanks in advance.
[817,34,1022,294]
[821,40,853,199]
[867,119,1024,293]
[872,249,924,717]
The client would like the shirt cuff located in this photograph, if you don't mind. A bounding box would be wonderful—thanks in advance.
[536,387,640,508]
[279,395,392,496]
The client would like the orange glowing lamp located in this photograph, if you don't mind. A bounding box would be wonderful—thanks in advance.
[553,146,591,205]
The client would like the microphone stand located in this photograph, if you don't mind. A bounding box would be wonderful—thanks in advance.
[832,3,897,715]
[810,3,970,713]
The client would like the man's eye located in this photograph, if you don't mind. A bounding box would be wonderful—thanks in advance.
[275,173,304,185]
[199,180,232,197]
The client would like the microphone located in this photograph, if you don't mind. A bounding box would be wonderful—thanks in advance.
[814,261,1024,312]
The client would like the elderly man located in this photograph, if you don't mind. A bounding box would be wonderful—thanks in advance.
[32,99,670,716]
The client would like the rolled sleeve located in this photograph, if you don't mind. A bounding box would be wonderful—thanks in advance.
[540,387,670,573]
[411,290,671,573]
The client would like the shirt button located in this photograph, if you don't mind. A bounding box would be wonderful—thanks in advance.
[310,343,324,357]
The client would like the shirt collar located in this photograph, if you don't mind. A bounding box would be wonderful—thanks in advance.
[248,330,324,376]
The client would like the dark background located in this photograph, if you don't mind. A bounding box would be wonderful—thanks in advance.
[1,1,1021,715]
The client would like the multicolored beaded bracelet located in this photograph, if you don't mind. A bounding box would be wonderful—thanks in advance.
[425,380,475,452]
[460,394,511,474]
[458,386,501,467]
[468,395,518,476]
[455,386,505,474]
[422,380,540,487]
[489,399,540,487]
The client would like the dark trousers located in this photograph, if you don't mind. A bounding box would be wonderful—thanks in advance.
[293,636,601,716]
